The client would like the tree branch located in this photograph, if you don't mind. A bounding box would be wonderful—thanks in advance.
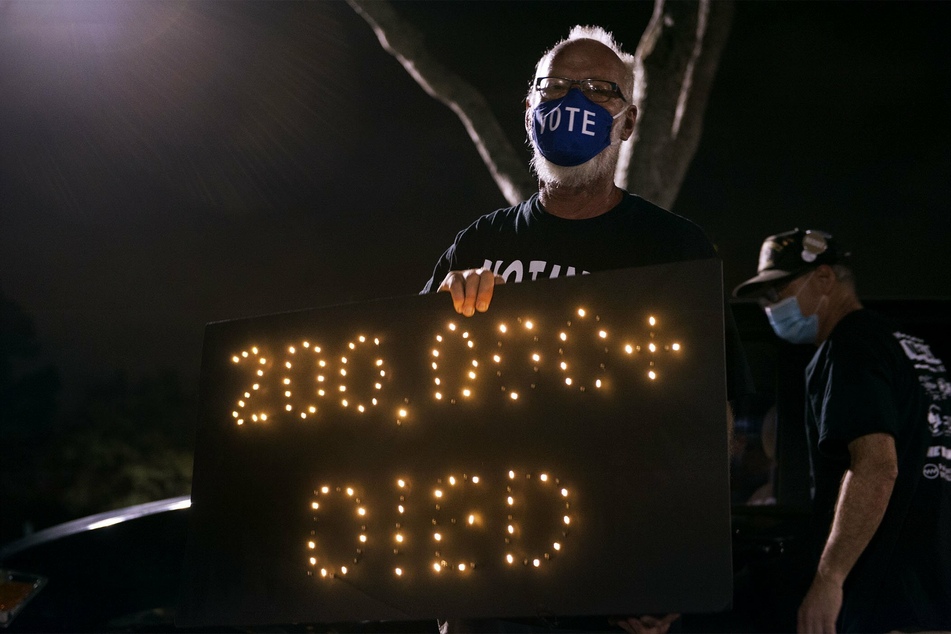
[618,0,734,209]
[347,0,535,205]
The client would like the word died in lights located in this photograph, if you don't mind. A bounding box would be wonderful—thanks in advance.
[306,469,573,580]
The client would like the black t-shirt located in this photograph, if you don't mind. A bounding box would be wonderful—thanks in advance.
[805,309,951,632]
[422,192,753,401]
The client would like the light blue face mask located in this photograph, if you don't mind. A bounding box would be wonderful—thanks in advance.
[765,295,819,344]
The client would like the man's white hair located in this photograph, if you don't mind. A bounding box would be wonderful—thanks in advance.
[533,25,636,101]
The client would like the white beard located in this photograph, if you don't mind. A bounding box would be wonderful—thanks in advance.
[529,116,624,188]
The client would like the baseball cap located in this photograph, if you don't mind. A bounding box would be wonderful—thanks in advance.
[732,229,847,299]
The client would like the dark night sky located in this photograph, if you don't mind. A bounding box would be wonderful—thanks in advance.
[1,1,949,404]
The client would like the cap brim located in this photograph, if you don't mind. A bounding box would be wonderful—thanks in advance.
[732,269,798,299]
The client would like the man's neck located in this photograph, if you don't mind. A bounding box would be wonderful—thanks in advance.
[538,179,623,220]
[817,292,864,344]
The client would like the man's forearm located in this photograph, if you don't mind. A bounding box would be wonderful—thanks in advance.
[817,436,897,585]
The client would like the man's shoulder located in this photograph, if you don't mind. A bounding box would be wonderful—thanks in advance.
[826,309,907,366]
[616,192,717,256]
[621,192,708,230]
[459,196,536,234]
[832,309,898,344]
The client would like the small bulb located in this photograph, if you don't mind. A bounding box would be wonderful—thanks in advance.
[308,540,316,549]
[395,568,403,576]
[598,330,607,339]
[533,559,541,567]
[649,316,656,326]
[433,563,442,572]
[540,474,549,482]
[309,557,317,565]
[340,566,348,575]
[471,476,480,484]
[457,563,466,571]
[346,487,354,496]
[397,479,406,488]
[506,554,514,564]
[563,516,571,525]
[649,370,657,380]
[577,308,586,317]
[672,343,681,351]
[553,542,561,551]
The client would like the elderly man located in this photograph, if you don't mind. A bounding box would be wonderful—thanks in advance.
[421,24,749,402]
[733,229,951,633]
[423,25,751,634]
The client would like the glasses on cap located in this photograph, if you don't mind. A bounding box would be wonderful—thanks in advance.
[534,77,626,103]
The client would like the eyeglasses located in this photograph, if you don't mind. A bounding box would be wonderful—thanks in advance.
[759,274,804,306]
[534,77,626,103]
[760,286,783,306]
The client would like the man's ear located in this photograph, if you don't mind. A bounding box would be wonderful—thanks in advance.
[524,98,533,134]
[813,264,837,292]
[620,105,637,141]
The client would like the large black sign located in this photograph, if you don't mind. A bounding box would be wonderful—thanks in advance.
[178,259,732,627]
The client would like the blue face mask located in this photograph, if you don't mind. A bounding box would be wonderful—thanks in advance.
[765,295,819,345]
[530,89,623,167]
